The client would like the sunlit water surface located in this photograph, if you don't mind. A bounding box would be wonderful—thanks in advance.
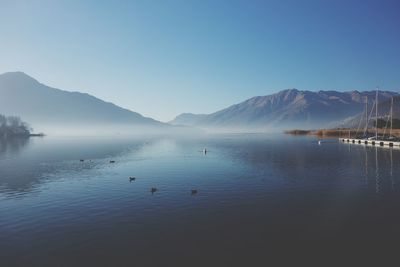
[1,134,400,266]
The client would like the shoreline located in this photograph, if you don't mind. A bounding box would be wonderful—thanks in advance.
[285,129,400,138]
[0,133,45,139]
[29,133,45,137]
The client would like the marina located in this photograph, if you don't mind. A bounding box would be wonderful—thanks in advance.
[340,88,399,147]
[340,138,400,147]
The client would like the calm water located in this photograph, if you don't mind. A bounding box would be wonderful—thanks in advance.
[1,134,400,266]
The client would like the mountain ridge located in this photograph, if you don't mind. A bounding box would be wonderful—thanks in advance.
[0,72,167,133]
[170,88,399,130]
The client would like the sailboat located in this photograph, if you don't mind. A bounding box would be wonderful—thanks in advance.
[381,96,399,142]
[366,88,380,141]
[341,88,400,147]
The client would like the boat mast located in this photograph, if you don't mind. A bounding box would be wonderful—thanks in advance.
[365,96,368,135]
[375,88,378,140]
[390,97,393,137]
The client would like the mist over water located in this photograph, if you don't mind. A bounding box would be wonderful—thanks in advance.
[1,134,400,265]
[31,123,202,137]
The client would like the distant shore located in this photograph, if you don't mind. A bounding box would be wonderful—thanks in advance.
[29,133,45,137]
[0,132,45,139]
[285,129,400,138]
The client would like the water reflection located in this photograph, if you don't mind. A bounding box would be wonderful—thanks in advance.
[355,143,399,195]
[1,135,400,266]
[2,135,400,198]
[364,146,368,186]
[390,148,394,190]
[0,136,30,155]
[0,137,148,196]
[375,147,380,194]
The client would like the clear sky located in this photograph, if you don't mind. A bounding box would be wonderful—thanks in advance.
[0,0,399,121]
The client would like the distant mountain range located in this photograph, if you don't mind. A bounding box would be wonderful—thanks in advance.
[170,89,399,130]
[0,72,168,133]
[1,71,399,133]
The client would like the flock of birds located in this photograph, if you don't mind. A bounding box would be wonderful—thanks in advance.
[78,148,208,196]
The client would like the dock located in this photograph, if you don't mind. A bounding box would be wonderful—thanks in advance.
[339,90,400,148]
[340,138,400,147]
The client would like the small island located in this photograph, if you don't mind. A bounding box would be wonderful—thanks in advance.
[0,114,43,138]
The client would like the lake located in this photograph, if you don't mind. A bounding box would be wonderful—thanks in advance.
[1,134,400,266]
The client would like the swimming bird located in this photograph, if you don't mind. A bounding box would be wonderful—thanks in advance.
[129,177,136,182]
[110,160,115,163]
[80,159,84,162]
[191,189,198,195]
[150,187,157,194]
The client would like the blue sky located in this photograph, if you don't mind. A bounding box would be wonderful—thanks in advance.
[0,0,399,121]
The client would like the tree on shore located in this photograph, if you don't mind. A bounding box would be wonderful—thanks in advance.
[0,114,31,138]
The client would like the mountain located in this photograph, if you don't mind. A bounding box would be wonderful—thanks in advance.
[170,89,399,130]
[0,72,167,133]
[377,96,400,118]
[168,113,207,126]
